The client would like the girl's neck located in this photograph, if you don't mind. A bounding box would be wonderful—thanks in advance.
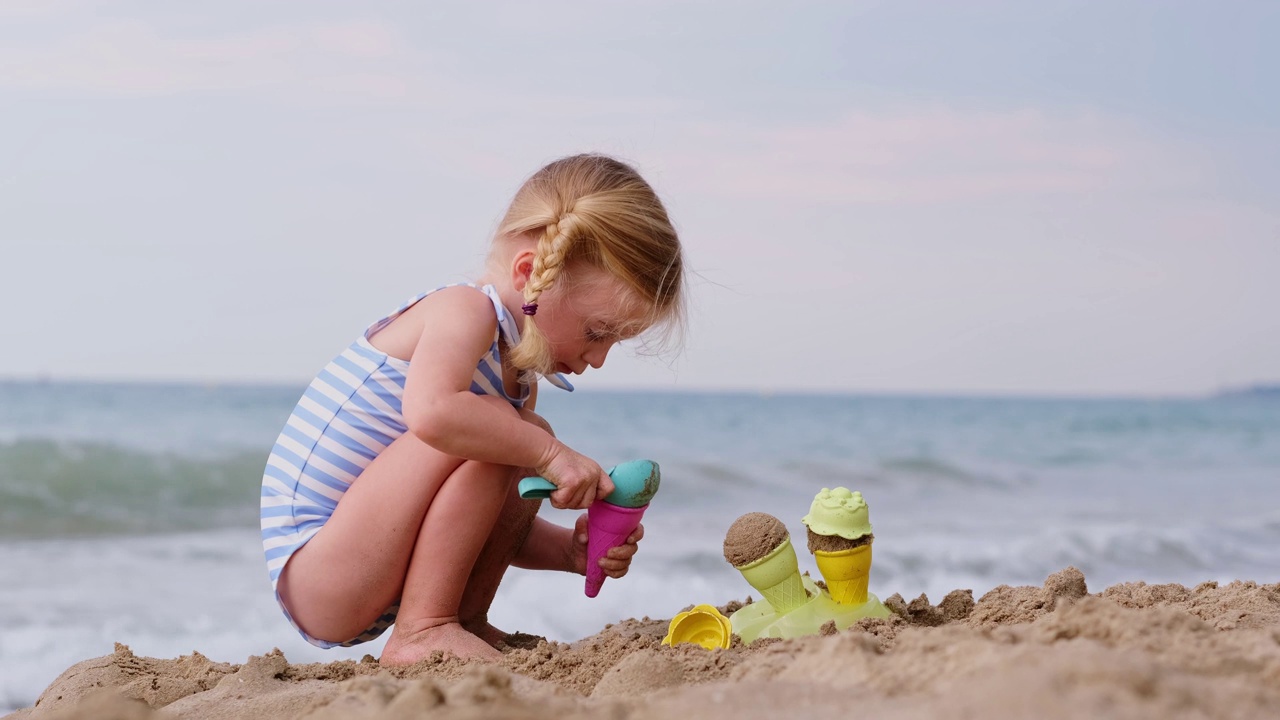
[476,272,526,333]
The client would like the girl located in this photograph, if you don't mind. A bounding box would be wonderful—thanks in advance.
[259,154,685,665]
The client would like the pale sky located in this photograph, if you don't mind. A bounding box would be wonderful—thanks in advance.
[3,1,1277,395]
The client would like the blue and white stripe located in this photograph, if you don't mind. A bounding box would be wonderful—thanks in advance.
[260,283,572,648]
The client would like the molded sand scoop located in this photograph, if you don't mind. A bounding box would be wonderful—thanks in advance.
[724,513,808,615]
[518,460,661,597]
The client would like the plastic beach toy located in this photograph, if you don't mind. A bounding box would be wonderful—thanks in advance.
[814,544,872,605]
[519,459,660,597]
[662,604,732,650]
[801,487,875,606]
[728,574,890,644]
[517,459,660,508]
[734,537,808,615]
[723,489,890,643]
[801,487,872,540]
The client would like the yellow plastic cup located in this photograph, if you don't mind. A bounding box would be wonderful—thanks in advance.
[662,604,733,650]
[814,544,872,605]
[735,537,807,615]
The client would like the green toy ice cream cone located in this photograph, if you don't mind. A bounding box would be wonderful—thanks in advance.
[720,509,811,617]
[737,537,808,614]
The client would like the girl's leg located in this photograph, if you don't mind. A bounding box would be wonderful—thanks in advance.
[276,396,523,661]
[378,455,517,663]
[458,472,542,646]
[456,407,550,646]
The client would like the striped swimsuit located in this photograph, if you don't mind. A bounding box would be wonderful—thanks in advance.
[259,283,572,648]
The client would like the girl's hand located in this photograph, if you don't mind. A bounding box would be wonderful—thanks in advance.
[537,443,615,510]
[571,514,644,578]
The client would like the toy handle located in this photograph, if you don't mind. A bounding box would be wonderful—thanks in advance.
[517,476,558,499]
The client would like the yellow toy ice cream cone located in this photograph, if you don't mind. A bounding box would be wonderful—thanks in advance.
[802,487,876,606]
[735,537,808,614]
[814,544,872,605]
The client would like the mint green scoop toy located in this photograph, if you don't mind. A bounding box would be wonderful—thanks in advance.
[516,459,661,508]
[518,459,661,597]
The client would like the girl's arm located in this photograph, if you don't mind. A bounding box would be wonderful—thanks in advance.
[401,286,612,508]
[514,515,644,577]
[512,518,575,572]
[513,381,644,576]
[401,286,558,470]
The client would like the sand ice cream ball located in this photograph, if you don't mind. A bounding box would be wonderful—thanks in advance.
[723,512,809,614]
[802,487,873,554]
[723,512,790,567]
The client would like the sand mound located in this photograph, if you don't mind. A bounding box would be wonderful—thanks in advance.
[11,568,1280,720]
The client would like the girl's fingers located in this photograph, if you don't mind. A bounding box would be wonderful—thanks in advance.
[606,543,637,560]
[598,559,629,578]
[598,471,616,499]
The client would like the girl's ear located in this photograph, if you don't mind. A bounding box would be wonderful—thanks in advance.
[511,249,536,292]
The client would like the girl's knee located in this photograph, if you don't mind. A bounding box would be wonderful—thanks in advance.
[518,407,555,436]
[475,394,519,415]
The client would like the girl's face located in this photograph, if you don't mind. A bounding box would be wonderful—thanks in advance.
[534,268,649,376]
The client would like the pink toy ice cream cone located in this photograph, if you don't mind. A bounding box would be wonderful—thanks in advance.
[518,460,660,598]
[585,499,648,597]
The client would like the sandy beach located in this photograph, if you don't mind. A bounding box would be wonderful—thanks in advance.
[8,568,1279,720]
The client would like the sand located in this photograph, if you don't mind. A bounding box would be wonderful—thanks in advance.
[8,568,1280,720]
[806,527,873,553]
[722,513,790,566]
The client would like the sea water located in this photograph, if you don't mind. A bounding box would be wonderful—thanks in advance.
[2,380,1279,710]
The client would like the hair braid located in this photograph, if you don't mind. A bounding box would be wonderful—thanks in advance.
[508,212,581,375]
[525,212,580,304]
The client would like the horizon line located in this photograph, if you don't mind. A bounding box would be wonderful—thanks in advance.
[3,373,1273,402]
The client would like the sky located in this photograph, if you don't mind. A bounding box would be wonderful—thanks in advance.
[2,0,1277,396]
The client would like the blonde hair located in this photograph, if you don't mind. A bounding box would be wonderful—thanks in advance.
[496,154,684,375]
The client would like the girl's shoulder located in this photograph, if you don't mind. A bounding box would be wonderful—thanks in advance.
[365,284,500,361]
[400,283,502,333]
[421,283,509,329]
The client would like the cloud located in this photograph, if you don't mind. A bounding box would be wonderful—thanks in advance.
[651,108,1197,206]
[0,18,413,98]
[0,10,1204,213]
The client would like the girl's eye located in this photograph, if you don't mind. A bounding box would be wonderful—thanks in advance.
[586,329,611,343]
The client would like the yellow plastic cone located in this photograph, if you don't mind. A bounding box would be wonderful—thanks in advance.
[814,543,872,605]
[735,537,807,615]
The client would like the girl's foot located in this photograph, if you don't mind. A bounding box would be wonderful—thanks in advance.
[380,620,502,665]
[462,619,511,650]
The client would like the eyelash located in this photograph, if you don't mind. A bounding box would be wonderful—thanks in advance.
[585,329,611,343]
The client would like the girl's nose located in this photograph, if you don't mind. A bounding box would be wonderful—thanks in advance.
[584,344,612,369]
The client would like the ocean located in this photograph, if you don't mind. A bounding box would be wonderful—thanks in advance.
[2,380,1279,711]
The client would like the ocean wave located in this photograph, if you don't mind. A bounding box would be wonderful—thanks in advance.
[675,456,1015,498]
[876,456,1009,488]
[0,439,263,538]
[868,518,1280,600]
